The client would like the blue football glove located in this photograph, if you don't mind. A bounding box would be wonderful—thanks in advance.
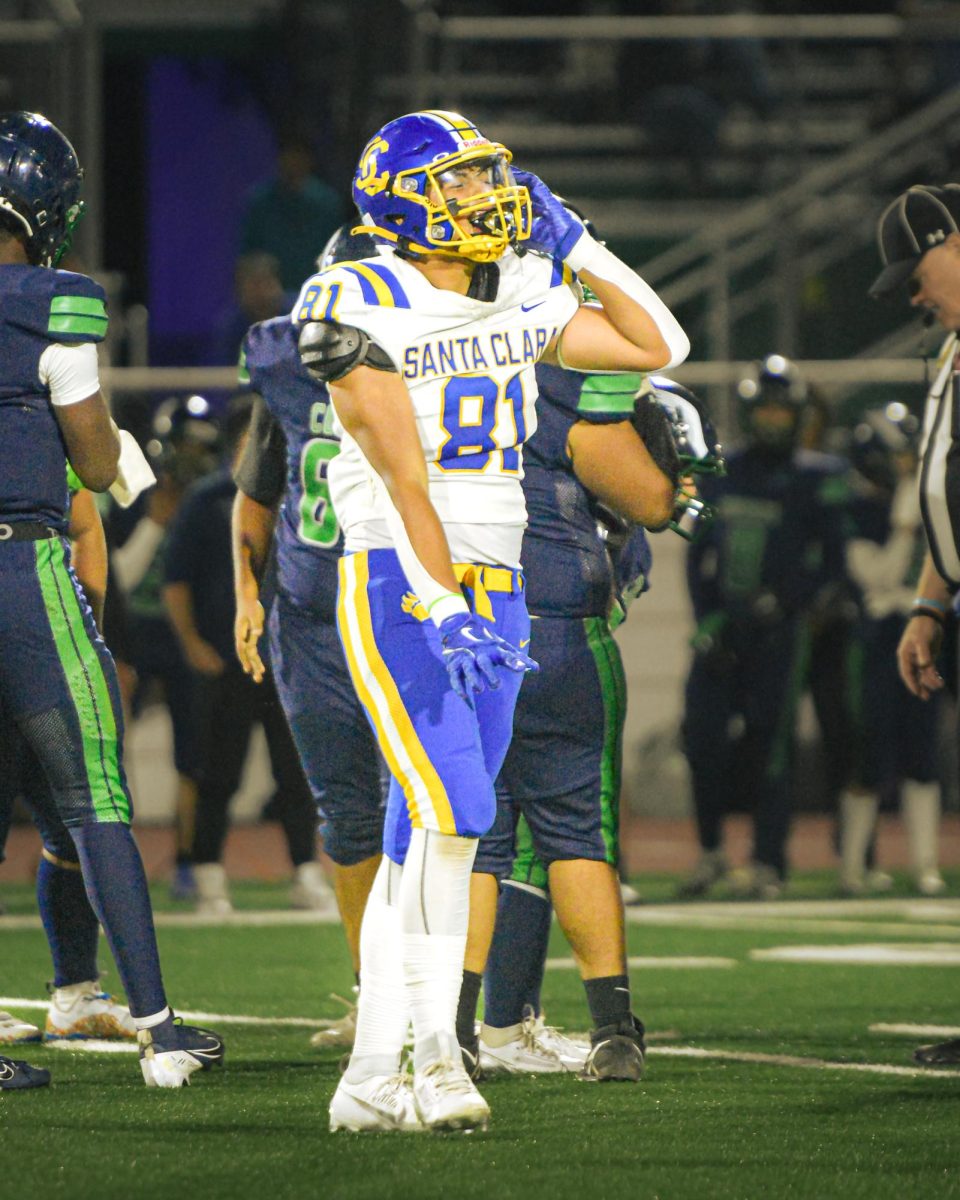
[438,613,538,702]
[511,168,587,262]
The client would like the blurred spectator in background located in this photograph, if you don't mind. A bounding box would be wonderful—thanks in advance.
[679,355,848,900]
[205,252,291,367]
[162,394,334,916]
[839,405,945,897]
[109,397,219,900]
[238,135,347,292]
[796,388,859,818]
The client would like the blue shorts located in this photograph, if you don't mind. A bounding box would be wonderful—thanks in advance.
[475,615,626,879]
[268,590,385,866]
[0,536,131,828]
[337,549,530,865]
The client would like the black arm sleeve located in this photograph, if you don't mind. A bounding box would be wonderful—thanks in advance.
[233,394,287,506]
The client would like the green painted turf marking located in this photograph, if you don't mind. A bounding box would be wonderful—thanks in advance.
[650,1045,960,1079]
[751,943,960,965]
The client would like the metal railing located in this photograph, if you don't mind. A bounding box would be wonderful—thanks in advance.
[637,85,960,360]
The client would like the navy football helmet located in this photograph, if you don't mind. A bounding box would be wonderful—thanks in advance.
[351,110,531,262]
[317,222,378,272]
[637,375,725,540]
[0,111,84,267]
[737,354,808,451]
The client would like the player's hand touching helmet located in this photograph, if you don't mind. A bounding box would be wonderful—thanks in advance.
[510,169,587,262]
[438,613,538,701]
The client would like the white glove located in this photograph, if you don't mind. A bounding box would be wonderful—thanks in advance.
[109,429,157,508]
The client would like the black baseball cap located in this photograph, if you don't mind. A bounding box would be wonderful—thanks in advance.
[869,184,960,298]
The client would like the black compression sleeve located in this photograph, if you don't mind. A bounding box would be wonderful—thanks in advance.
[233,394,287,505]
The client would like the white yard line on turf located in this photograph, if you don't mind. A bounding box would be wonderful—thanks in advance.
[0,997,331,1027]
[751,944,960,965]
[870,1023,960,1038]
[625,911,960,939]
[0,911,340,931]
[546,955,736,969]
[650,1045,959,1078]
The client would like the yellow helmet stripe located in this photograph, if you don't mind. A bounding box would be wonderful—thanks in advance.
[420,109,479,136]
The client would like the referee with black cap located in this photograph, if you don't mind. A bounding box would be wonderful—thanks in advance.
[871,182,960,1067]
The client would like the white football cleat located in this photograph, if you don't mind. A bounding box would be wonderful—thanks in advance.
[413,1055,490,1132]
[916,869,947,897]
[290,862,339,915]
[0,1010,42,1044]
[531,1014,590,1071]
[479,1007,572,1075]
[329,1071,423,1132]
[193,863,234,917]
[46,981,136,1040]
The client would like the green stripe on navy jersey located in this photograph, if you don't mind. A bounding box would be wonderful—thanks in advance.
[584,616,627,865]
[577,373,644,414]
[237,344,250,386]
[35,537,129,822]
[48,293,109,340]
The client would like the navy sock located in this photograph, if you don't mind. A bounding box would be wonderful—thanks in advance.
[68,823,167,1018]
[483,882,552,1029]
[36,855,100,987]
[583,974,632,1032]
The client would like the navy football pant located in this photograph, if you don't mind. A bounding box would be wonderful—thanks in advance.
[268,590,384,866]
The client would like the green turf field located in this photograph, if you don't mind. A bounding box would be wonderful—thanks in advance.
[2,875,959,1200]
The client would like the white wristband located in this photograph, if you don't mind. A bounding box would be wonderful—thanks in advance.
[564,232,691,369]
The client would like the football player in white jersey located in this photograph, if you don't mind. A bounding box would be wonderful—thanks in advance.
[294,109,689,1132]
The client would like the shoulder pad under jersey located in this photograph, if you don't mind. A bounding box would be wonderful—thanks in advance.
[298,319,396,382]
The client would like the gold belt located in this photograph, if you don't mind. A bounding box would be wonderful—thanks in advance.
[453,563,523,621]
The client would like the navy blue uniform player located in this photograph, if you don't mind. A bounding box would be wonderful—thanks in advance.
[460,366,686,1081]
[0,110,222,1088]
[232,243,385,1019]
[680,356,848,898]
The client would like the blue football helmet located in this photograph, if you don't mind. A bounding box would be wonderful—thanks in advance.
[317,222,378,272]
[0,111,84,267]
[638,375,725,540]
[351,110,531,262]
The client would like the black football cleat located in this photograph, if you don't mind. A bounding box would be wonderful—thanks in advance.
[581,1016,646,1083]
[138,1016,224,1088]
[914,1037,960,1067]
[0,1054,51,1090]
[459,1035,485,1082]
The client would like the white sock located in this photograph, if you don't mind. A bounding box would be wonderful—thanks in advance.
[347,856,409,1076]
[839,791,878,889]
[398,828,477,1068]
[134,1006,171,1030]
[902,781,941,876]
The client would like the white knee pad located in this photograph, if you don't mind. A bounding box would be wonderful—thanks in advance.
[399,828,478,937]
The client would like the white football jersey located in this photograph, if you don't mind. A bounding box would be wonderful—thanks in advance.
[293,246,580,565]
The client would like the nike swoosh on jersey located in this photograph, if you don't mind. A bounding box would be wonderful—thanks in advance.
[520,300,545,312]
[519,639,530,648]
